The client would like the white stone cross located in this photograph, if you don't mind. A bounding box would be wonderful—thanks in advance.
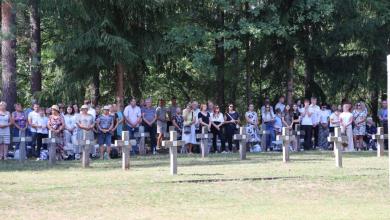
[135,126,150,155]
[234,127,249,160]
[372,127,388,157]
[78,130,96,168]
[12,130,32,162]
[196,126,213,158]
[115,131,137,170]
[42,130,63,165]
[327,127,347,168]
[162,131,185,175]
[276,127,296,163]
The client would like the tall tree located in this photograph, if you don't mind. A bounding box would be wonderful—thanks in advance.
[29,0,41,97]
[2,0,17,111]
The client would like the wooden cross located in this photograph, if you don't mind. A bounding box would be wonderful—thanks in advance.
[327,127,347,168]
[115,131,137,170]
[162,131,185,175]
[12,130,32,162]
[135,126,150,155]
[196,126,213,158]
[42,131,63,165]
[78,130,96,168]
[372,127,388,157]
[276,127,296,163]
[234,127,249,160]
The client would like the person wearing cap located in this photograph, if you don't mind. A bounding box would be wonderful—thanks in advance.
[96,106,114,159]
[76,104,95,155]
[0,101,13,160]
[27,103,41,157]
[47,105,65,160]
[156,98,168,149]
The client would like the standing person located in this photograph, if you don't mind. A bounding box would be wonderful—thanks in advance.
[262,104,275,151]
[261,96,274,116]
[282,104,298,151]
[96,106,114,159]
[28,103,41,157]
[111,104,123,145]
[142,98,157,154]
[168,97,178,131]
[352,102,367,151]
[76,105,95,157]
[378,100,388,149]
[340,103,354,152]
[329,107,341,134]
[63,106,77,157]
[211,105,225,153]
[84,100,96,120]
[292,103,301,130]
[192,101,200,133]
[0,102,13,160]
[47,105,65,160]
[274,109,283,135]
[310,97,321,149]
[275,96,286,113]
[224,103,240,152]
[73,104,80,115]
[172,107,183,138]
[365,117,377,151]
[156,99,168,149]
[182,102,196,154]
[198,104,211,131]
[123,98,142,154]
[36,108,49,159]
[318,104,330,150]
[245,104,260,149]
[12,103,28,150]
[300,99,313,151]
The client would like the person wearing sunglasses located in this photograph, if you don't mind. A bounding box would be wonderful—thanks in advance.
[224,104,240,152]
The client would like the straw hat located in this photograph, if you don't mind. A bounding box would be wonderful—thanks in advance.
[51,105,60,112]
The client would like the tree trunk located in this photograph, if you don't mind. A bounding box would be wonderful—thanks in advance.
[304,58,314,99]
[2,1,17,112]
[29,0,41,97]
[286,55,294,105]
[115,63,125,108]
[245,42,252,106]
[215,9,225,107]
[128,63,143,100]
[90,72,100,106]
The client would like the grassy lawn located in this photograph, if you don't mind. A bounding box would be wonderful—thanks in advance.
[0,151,389,220]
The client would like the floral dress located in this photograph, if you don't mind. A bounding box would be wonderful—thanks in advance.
[353,110,367,136]
[245,111,260,143]
[173,115,184,139]
[48,115,65,157]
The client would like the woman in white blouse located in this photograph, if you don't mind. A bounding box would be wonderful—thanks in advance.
[340,103,354,151]
[64,106,77,156]
[211,105,225,153]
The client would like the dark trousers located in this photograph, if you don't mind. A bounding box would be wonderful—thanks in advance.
[313,125,319,148]
[302,125,313,150]
[124,125,139,155]
[211,126,225,152]
[225,125,237,151]
[143,123,157,152]
[30,132,39,157]
[383,120,388,150]
[36,133,48,156]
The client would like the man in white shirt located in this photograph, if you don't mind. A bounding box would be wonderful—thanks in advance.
[28,103,41,157]
[309,97,321,149]
[123,98,142,154]
[299,99,313,150]
[274,96,286,113]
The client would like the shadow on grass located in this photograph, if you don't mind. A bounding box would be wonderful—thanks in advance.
[166,176,302,184]
[0,151,385,172]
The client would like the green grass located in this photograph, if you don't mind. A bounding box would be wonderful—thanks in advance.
[1,151,390,220]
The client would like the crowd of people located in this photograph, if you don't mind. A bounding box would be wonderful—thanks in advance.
[0,95,387,161]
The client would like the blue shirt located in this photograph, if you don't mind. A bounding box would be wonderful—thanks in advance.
[142,107,156,123]
[98,114,113,130]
